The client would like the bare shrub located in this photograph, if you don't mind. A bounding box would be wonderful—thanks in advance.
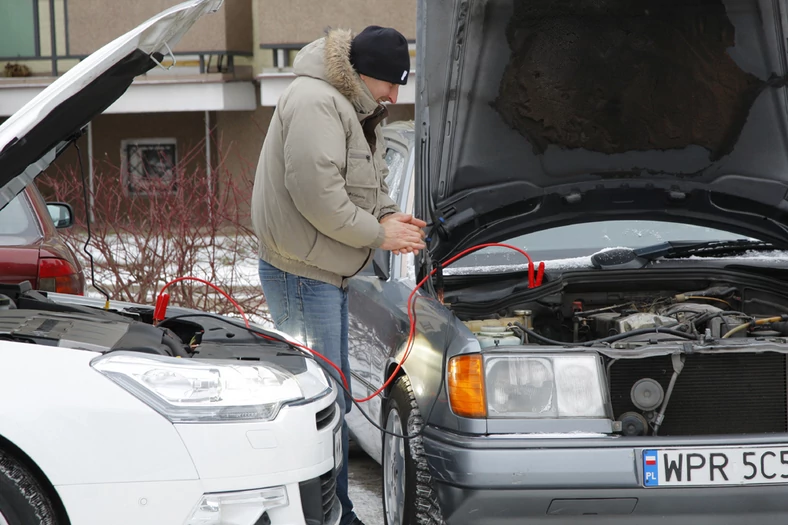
[37,135,269,324]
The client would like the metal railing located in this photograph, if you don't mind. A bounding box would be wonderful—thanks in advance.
[260,44,304,69]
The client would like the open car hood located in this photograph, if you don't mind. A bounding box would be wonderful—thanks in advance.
[416,0,788,262]
[0,0,223,212]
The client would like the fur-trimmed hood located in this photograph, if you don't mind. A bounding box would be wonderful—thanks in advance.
[291,29,379,115]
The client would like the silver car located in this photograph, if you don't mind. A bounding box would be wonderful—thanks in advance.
[344,1,788,524]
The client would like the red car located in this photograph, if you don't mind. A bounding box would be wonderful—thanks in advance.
[0,183,85,295]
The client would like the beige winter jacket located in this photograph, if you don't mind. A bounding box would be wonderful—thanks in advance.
[251,29,401,288]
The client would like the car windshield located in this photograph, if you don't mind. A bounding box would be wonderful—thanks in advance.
[0,191,42,246]
[445,220,752,273]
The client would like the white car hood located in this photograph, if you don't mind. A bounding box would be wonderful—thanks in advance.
[0,0,223,211]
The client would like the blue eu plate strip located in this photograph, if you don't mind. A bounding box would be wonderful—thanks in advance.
[643,449,659,486]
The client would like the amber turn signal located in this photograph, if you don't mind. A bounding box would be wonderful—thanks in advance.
[448,354,487,418]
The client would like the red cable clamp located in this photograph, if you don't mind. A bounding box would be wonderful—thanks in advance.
[153,293,170,324]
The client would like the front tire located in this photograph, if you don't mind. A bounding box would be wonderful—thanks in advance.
[382,376,445,525]
[0,448,59,525]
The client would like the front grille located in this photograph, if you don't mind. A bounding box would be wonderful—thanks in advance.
[316,403,337,431]
[299,468,338,525]
[609,352,788,435]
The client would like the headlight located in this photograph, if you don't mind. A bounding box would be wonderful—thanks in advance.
[91,351,331,423]
[485,354,607,418]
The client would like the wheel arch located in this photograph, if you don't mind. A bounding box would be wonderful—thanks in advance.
[0,433,71,525]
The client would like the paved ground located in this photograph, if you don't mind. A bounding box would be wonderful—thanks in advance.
[347,441,385,525]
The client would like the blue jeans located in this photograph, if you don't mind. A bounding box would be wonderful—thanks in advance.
[258,259,356,525]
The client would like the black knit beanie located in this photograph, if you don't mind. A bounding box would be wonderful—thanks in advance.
[349,26,410,85]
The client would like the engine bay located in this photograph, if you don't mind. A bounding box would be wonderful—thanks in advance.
[459,282,788,349]
[0,281,305,370]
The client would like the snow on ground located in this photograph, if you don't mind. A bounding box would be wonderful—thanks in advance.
[347,446,384,525]
[72,234,260,285]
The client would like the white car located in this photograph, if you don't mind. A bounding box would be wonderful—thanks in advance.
[0,2,342,525]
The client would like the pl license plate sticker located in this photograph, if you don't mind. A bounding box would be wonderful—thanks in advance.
[643,447,788,486]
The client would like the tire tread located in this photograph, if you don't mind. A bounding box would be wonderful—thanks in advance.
[397,376,445,525]
[0,449,57,525]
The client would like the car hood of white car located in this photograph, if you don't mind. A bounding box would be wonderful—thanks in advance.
[0,0,224,212]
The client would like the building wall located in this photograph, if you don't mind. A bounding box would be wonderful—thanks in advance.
[214,106,273,179]
[90,112,210,177]
[37,112,214,221]
[213,105,274,221]
[258,0,417,46]
[67,0,253,55]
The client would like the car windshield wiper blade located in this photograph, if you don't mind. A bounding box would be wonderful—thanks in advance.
[591,239,784,270]
[633,239,779,260]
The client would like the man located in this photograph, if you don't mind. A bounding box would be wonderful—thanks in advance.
[251,25,426,525]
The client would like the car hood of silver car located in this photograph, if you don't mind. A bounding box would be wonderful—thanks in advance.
[416,0,788,260]
[0,0,223,213]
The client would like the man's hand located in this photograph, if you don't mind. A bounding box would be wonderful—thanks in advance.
[379,213,427,255]
[381,212,427,229]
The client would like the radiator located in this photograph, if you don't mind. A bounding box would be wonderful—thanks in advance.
[609,352,788,435]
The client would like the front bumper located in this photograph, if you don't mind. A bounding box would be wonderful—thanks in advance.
[56,474,341,525]
[55,393,342,525]
[424,428,788,525]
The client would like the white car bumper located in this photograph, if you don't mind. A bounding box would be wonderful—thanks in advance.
[56,392,342,525]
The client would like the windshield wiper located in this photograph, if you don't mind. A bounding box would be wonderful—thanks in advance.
[591,239,781,270]
[634,239,778,260]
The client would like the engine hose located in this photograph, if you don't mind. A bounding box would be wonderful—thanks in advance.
[722,316,785,338]
[513,322,698,347]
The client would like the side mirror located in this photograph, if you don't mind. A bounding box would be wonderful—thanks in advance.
[46,203,74,229]
[372,249,391,280]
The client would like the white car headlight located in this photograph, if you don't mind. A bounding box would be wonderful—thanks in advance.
[91,352,331,423]
[485,354,608,418]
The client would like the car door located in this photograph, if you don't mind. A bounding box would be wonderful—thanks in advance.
[346,126,416,460]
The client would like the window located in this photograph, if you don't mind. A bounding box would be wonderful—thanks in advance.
[121,139,178,195]
[0,191,42,246]
[0,2,37,58]
[383,147,407,203]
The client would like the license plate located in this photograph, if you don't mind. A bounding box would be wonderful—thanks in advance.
[334,427,343,470]
[643,446,788,487]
